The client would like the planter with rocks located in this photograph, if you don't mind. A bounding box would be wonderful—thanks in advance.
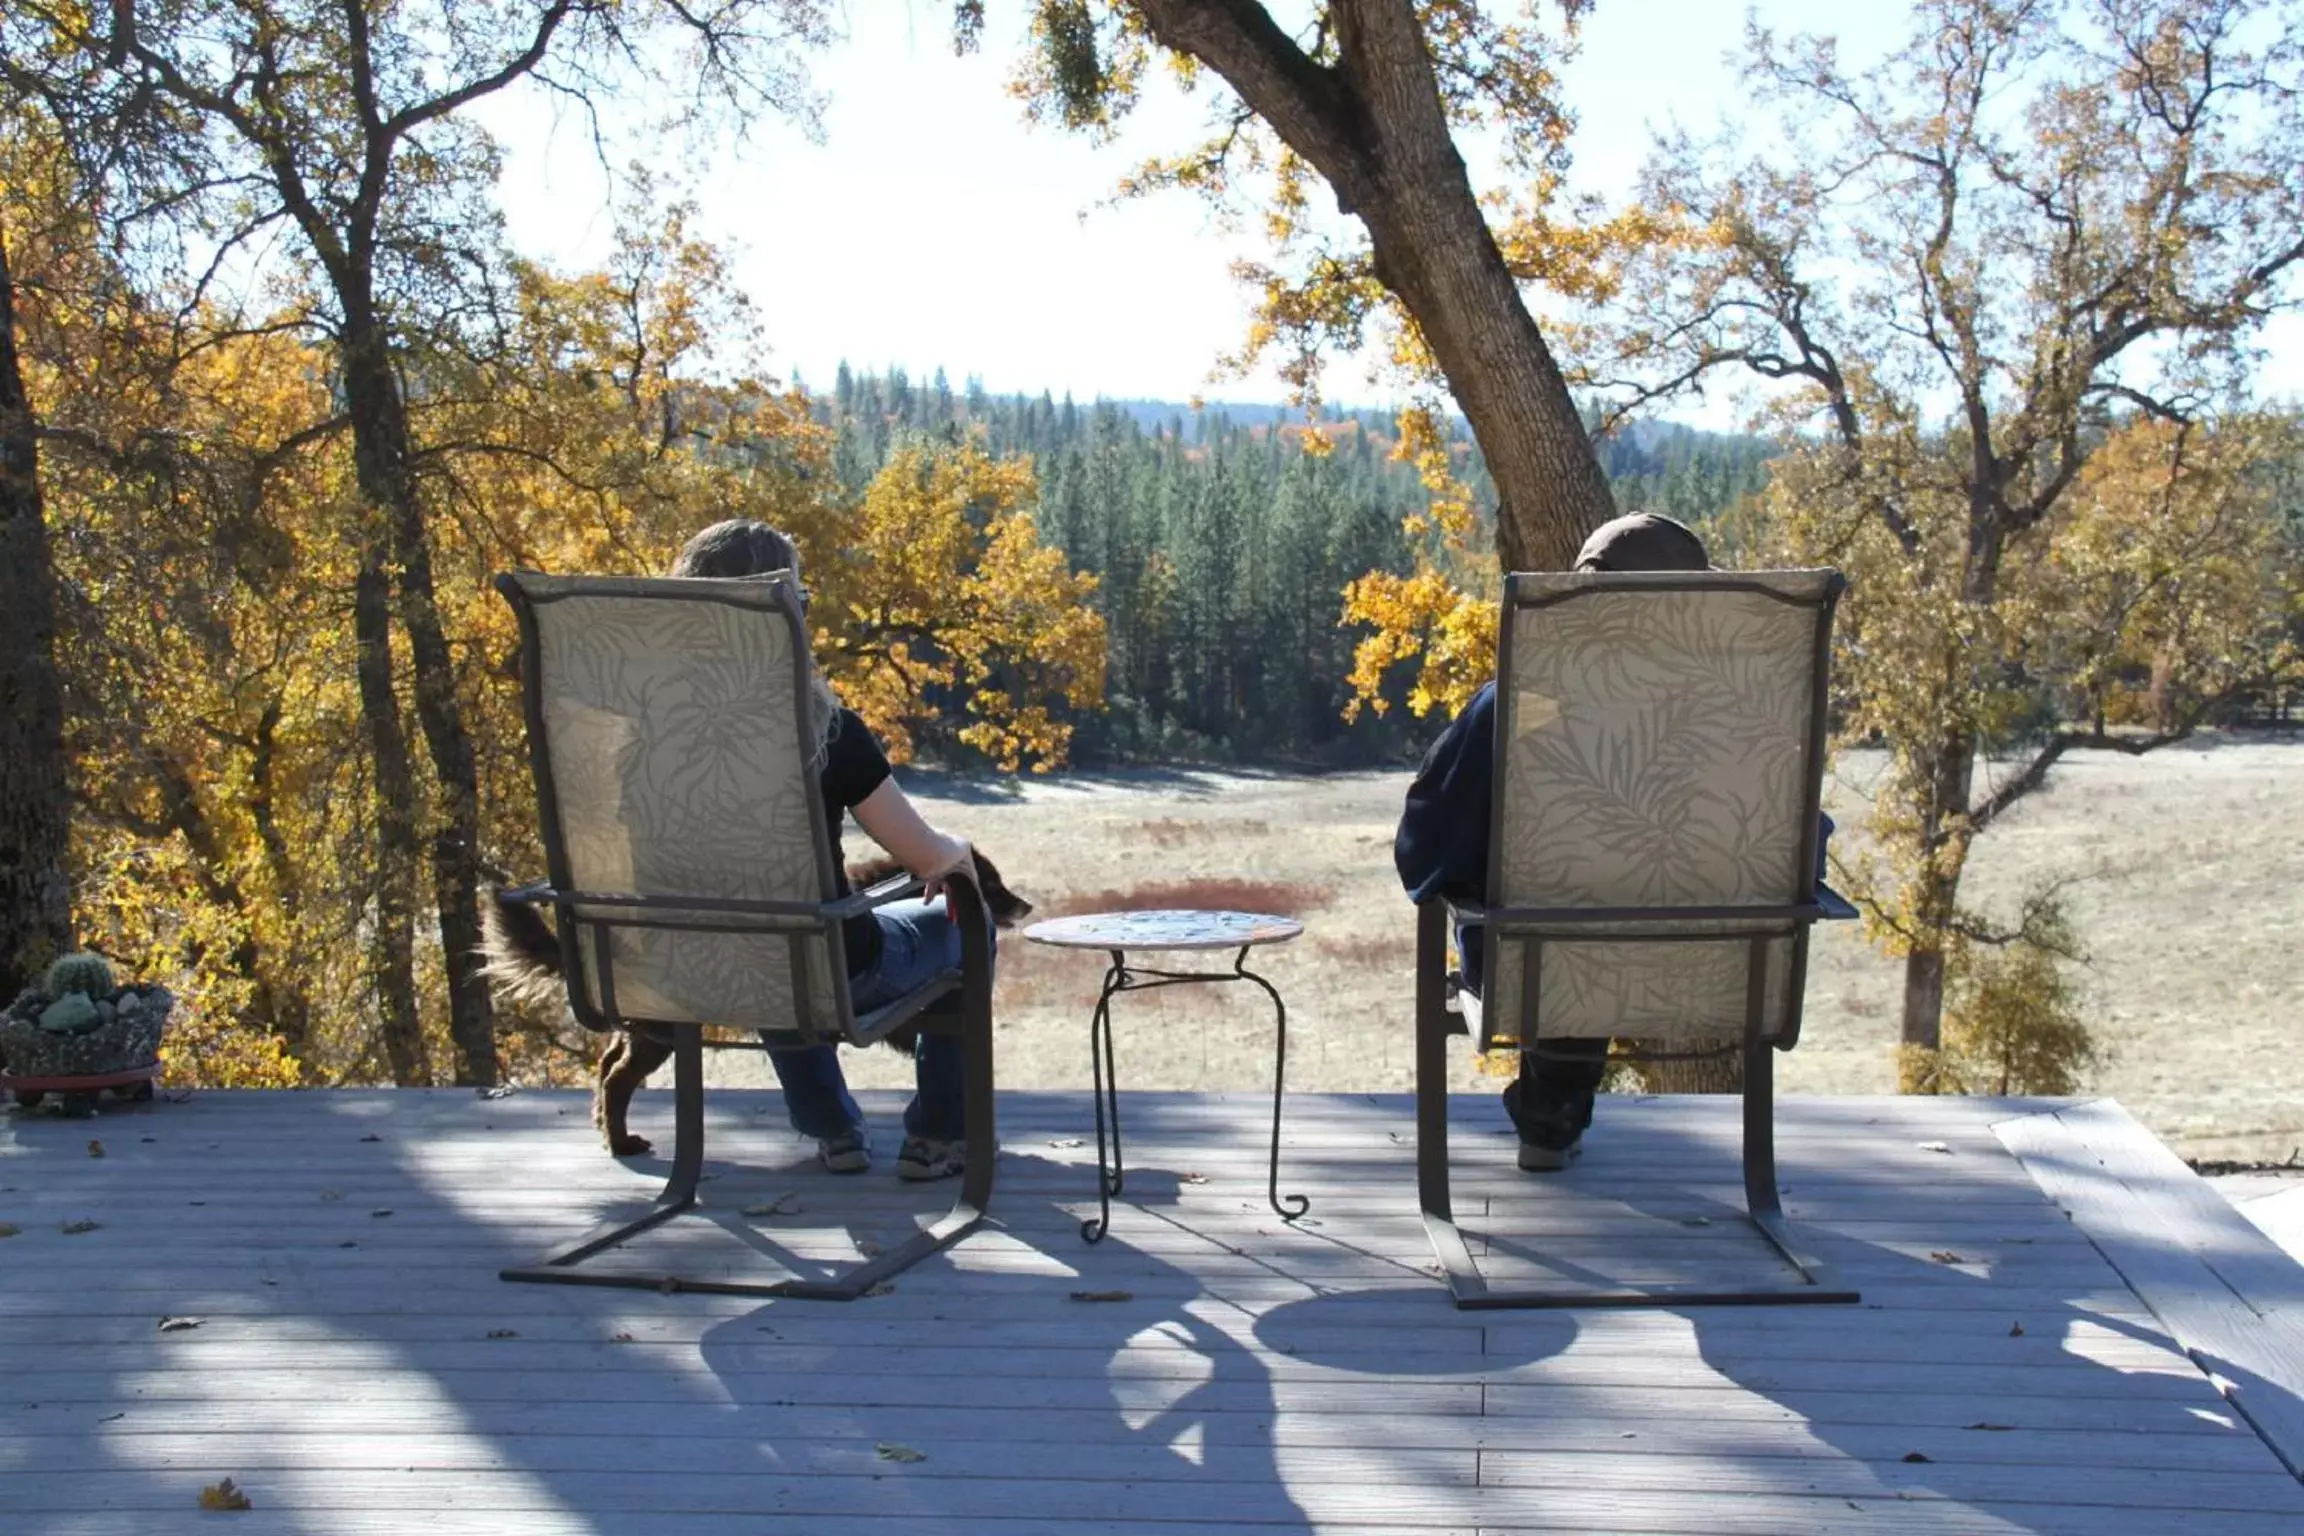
[1,953,171,1117]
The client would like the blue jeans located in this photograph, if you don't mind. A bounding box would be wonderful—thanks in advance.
[765,896,987,1143]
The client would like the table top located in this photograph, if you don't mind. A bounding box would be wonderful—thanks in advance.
[1023,909,1305,953]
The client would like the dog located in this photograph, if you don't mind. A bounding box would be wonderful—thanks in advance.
[479,850,1031,1156]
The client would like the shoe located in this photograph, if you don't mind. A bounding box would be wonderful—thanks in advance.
[1516,1134,1582,1172]
[1504,1075,1594,1174]
[895,1135,965,1182]
[817,1128,871,1174]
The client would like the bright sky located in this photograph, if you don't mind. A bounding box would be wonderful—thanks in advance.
[477,1,2298,418]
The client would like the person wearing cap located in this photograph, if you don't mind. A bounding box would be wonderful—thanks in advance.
[1393,512,1828,1169]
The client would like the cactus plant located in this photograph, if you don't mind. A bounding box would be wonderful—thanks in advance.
[44,952,116,1001]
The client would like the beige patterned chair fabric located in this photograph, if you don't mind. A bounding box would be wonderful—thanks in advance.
[509,571,845,1034]
[1483,570,1837,1045]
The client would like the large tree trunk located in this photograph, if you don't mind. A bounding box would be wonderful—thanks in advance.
[342,309,432,1085]
[0,224,74,999]
[340,314,496,1086]
[1895,721,1980,1090]
[351,551,431,1086]
[247,701,315,1069]
[1133,0,1613,575]
[1327,4,1615,572]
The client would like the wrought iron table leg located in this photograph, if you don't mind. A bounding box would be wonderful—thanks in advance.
[1083,954,1126,1243]
[1234,951,1308,1223]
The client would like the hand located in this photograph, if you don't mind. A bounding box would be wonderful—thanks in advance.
[920,842,977,908]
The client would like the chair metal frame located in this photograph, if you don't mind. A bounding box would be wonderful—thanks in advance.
[1414,570,1861,1310]
[492,571,995,1301]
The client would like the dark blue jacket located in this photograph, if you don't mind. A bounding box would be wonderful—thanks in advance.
[1394,682,1502,907]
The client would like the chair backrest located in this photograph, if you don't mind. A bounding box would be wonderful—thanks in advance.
[1483,569,1842,1045]
[496,570,849,1035]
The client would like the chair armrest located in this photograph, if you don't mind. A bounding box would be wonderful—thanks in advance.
[1440,896,1487,926]
[821,870,926,920]
[497,880,557,905]
[1818,884,1860,921]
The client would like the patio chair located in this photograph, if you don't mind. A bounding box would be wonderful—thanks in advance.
[491,569,995,1300]
[1415,568,1860,1309]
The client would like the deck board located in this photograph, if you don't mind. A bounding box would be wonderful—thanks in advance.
[3,1088,2300,1533]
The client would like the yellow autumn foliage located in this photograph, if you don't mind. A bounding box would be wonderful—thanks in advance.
[13,175,1107,1087]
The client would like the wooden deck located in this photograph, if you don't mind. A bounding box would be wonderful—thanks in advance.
[5,1087,2302,1534]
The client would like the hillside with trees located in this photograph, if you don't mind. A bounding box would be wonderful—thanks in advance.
[808,365,1773,764]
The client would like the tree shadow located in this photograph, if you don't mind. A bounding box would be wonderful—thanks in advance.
[10,1088,2283,1531]
[1252,1102,2291,1532]
[688,1148,1314,1528]
[4,1091,1281,1526]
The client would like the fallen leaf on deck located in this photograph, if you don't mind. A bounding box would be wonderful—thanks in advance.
[1965,1422,2015,1431]
[198,1478,252,1511]
[2008,1321,2025,1337]
[1902,1451,1933,1463]
[611,1332,635,1343]
[863,1283,896,1297]
[1048,1137,1084,1148]
[1679,1217,1712,1227]
[1069,1290,1133,1303]
[99,1411,124,1422]
[479,1086,516,1099]
[60,1219,101,1235]
[1917,1142,1953,1154]
[875,1442,927,1463]
[0,1224,18,1238]
[156,1317,203,1332]
[1179,1172,1209,1185]
[1928,1250,1964,1264]
[360,1134,382,1142]
[318,1189,342,1202]
[742,1194,799,1217]
[370,1209,393,1218]
[857,1240,883,1257]
[486,1329,518,1339]
[86,1140,104,1158]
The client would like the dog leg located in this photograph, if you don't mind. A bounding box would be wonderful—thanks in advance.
[596,1030,673,1157]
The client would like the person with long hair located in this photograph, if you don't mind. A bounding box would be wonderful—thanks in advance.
[671,518,983,1180]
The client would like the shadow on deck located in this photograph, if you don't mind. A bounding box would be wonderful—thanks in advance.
[1,1088,2300,1534]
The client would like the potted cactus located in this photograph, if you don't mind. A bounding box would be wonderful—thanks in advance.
[1,952,171,1116]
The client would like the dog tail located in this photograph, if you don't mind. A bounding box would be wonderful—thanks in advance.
[477,886,571,1013]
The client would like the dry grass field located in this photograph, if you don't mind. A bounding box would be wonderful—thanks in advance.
[713,737,2304,1165]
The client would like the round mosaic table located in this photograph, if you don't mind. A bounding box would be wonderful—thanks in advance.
[1023,909,1309,1242]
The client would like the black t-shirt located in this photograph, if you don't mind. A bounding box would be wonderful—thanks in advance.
[817,707,892,977]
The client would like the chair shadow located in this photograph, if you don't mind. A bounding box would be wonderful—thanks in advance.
[691,1149,1316,1528]
[1252,1102,2271,1535]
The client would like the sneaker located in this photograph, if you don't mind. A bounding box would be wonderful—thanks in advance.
[895,1135,965,1182]
[817,1128,871,1174]
[1516,1134,1582,1172]
[1504,1076,1593,1174]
